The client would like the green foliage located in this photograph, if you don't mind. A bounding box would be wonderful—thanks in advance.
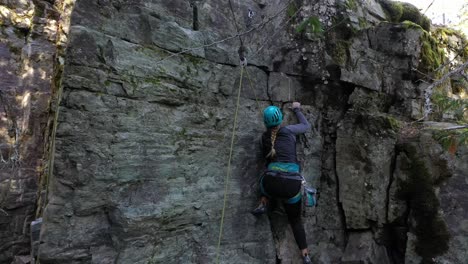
[433,27,468,60]
[287,2,298,18]
[397,144,450,260]
[296,16,324,37]
[434,129,468,152]
[420,16,431,32]
[431,90,468,152]
[345,0,358,11]
[358,17,368,29]
[431,91,468,122]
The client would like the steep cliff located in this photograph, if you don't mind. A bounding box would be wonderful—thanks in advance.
[0,0,73,262]
[1,0,467,263]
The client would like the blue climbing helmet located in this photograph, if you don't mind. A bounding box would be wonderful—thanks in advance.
[263,105,283,127]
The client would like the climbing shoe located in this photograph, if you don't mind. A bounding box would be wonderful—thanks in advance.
[303,254,312,264]
[251,203,267,216]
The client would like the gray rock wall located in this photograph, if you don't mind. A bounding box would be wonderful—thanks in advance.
[0,0,466,263]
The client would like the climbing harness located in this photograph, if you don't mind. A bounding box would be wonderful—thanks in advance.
[259,173,302,204]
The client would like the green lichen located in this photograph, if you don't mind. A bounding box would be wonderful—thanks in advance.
[397,144,450,261]
[387,116,401,131]
[145,77,162,86]
[186,55,203,66]
[104,80,111,86]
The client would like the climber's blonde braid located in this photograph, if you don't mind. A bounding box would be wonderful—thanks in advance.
[266,126,280,158]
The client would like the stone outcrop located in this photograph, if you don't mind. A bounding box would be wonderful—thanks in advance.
[0,0,467,263]
[0,0,72,262]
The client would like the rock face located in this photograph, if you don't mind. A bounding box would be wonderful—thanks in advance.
[0,0,467,263]
[0,0,72,262]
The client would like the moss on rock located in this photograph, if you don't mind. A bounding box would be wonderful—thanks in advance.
[419,32,445,74]
[387,116,401,131]
[378,0,431,31]
[433,27,468,60]
[402,20,423,30]
[379,0,403,22]
[330,40,349,65]
[397,144,450,261]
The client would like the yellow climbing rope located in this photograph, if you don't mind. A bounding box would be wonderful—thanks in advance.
[215,66,244,264]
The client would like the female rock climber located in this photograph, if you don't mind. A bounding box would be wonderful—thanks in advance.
[251,102,312,264]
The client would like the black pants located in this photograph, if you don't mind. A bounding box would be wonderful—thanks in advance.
[262,174,307,250]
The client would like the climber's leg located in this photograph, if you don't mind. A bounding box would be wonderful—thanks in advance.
[284,200,310,262]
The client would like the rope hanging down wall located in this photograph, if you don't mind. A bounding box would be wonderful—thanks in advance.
[215,1,249,262]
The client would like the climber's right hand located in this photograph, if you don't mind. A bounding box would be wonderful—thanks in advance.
[292,102,301,109]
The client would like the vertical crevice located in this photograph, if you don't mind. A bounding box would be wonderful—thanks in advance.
[265,71,273,104]
[314,80,356,248]
[190,1,199,31]
[385,148,405,264]
[330,126,348,239]
[385,147,397,222]
[35,0,77,218]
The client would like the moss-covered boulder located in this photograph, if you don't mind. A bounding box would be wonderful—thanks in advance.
[378,0,431,31]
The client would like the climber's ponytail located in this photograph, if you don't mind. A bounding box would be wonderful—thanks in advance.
[266,126,279,158]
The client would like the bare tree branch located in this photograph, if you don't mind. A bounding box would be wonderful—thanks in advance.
[444,125,468,130]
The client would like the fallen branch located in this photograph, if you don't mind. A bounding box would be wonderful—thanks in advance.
[444,125,468,131]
